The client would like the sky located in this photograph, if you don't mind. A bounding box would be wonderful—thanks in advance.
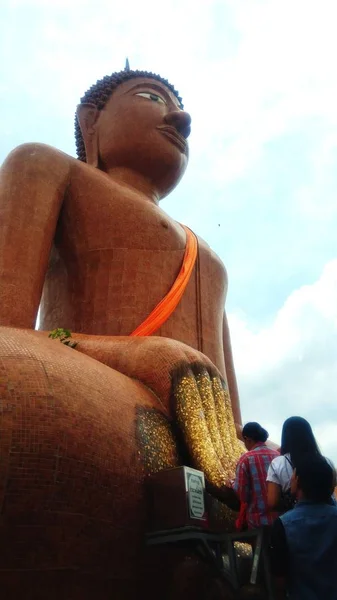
[1,0,337,460]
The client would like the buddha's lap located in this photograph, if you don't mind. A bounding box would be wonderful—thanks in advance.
[0,326,179,574]
[0,326,240,477]
[0,326,240,585]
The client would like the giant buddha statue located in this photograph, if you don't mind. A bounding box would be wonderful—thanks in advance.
[0,65,243,599]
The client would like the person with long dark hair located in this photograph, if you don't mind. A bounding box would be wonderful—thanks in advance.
[267,416,335,511]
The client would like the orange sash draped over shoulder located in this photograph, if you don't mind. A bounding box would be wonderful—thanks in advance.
[130,225,198,337]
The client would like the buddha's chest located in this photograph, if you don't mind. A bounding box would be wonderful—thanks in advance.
[53,174,227,308]
[58,177,185,255]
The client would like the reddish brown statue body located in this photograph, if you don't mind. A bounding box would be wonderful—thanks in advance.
[0,68,243,599]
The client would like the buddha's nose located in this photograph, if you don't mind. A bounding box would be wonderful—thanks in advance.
[164,110,192,139]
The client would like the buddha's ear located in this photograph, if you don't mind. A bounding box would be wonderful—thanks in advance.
[76,103,100,168]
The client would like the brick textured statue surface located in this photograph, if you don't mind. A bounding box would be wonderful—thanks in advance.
[0,67,243,599]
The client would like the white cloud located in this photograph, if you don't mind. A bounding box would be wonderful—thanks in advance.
[199,0,337,183]
[292,131,337,220]
[229,259,337,460]
[230,259,337,374]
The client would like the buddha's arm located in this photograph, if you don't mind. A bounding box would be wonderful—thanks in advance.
[223,311,242,429]
[66,333,244,486]
[0,143,70,328]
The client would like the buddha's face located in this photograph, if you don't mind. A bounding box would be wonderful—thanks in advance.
[95,77,191,198]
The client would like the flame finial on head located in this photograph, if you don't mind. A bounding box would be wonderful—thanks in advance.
[125,58,130,72]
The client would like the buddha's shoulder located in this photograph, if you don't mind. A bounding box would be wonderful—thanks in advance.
[4,142,74,164]
[2,143,79,179]
[197,235,228,281]
[3,143,106,187]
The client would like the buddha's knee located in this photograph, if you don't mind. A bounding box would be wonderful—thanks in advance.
[0,327,174,575]
[0,326,165,504]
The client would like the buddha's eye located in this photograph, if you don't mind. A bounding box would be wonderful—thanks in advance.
[135,92,166,105]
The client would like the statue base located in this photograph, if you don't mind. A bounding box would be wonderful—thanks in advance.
[148,466,208,531]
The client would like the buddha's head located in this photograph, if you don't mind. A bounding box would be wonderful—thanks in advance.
[75,68,191,199]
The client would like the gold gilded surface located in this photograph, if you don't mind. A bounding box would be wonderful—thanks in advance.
[136,407,180,474]
[234,542,253,559]
[208,496,237,531]
[211,376,237,479]
[195,370,226,464]
[173,369,245,488]
[175,373,225,487]
[222,380,245,461]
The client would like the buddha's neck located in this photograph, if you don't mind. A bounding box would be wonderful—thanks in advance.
[104,167,159,205]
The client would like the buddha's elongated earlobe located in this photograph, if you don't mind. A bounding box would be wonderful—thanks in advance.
[76,104,100,167]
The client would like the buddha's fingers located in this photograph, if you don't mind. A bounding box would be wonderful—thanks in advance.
[211,376,243,476]
[172,365,226,488]
[221,379,245,460]
[190,364,227,467]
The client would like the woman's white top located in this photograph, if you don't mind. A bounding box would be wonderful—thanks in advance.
[266,454,293,492]
[267,453,335,492]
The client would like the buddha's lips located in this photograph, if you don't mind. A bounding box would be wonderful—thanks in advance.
[157,126,188,154]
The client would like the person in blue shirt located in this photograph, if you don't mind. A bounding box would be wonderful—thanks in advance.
[270,453,337,600]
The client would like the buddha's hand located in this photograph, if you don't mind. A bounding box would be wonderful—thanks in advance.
[73,334,244,488]
[171,361,244,488]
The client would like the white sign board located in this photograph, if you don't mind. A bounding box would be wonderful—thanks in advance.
[184,467,206,520]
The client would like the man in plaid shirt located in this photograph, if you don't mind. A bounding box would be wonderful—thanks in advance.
[233,422,279,530]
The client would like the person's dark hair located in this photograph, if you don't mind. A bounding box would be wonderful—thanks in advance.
[75,69,183,163]
[242,422,269,443]
[280,416,321,468]
[296,453,334,502]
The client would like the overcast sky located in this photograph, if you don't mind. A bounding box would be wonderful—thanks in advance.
[1,0,337,460]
